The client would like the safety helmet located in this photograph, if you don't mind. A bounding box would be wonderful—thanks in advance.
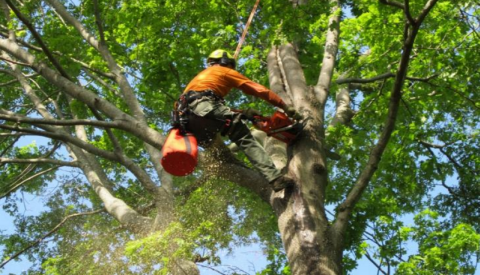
[207,49,236,69]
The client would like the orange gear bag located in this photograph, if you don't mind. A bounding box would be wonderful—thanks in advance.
[160,128,198,176]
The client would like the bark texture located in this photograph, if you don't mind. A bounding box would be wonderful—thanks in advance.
[262,0,439,273]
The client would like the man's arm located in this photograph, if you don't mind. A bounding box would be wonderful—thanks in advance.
[239,81,286,109]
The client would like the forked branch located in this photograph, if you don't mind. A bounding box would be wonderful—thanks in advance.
[335,0,439,233]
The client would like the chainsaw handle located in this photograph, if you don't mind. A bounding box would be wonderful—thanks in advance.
[252,115,269,122]
[231,109,268,122]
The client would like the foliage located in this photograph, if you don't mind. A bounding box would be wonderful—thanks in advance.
[0,0,479,274]
[397,210,480,274]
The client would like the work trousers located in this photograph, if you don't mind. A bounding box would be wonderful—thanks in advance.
[185,97,281,182]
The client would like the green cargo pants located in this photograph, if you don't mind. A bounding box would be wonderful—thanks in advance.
[186,96,281,182]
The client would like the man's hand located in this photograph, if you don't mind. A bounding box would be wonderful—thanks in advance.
[283,106,303,120]
[243,108,262,120]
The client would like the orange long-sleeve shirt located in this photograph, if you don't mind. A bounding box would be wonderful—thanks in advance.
[183,65,286,108]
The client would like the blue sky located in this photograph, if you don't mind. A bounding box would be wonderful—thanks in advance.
[0,191,398,275]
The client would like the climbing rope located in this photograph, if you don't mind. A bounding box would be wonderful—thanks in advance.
[233,0,261,60]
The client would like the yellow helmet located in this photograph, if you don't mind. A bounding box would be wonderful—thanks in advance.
[207,49,236,69]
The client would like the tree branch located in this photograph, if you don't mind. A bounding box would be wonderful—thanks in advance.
[92,0,106,44]
[314,1,340,105]
[0,123,121,161]
[0,123,162,198]
[419,140,448,149]
[404,0,416,25]
[0,55,31,67]
[416,0,439,25]
[365,250,388,275]
[0,38,166,149]
[0,28,115,79]
[0,113,128,129]
[0,166,61,199]
[0,135,20,158]
[44,0,172,196]
[0,209,105,269]
[326,85,355,155]
[276,46,294,102]
[4,0,72,81]
[0,157,77,166]
[267,46,290,104]
[200,138,272,203]
[422,144,457,193]
[44,0,144,119]
[1,5,157,234]
[334,0,439,234]
[336,72,438,85]
[0,78,18,87]
[336,73,395,84]
[379,0,405,10]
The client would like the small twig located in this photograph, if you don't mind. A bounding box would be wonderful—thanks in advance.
[0,123,120,162]
[379,0,405,10]
[0,78,18,87]
[337,72,395,84]
[459,8,480,40]
[0,157,76,166]
[419,140,447,149]
[365,250,388,275]
[1,166,62,199]
[5,0,72,81]
[196,264,233,275]
[0,56,32,67]
[421,144,457,195]
[337,73,438,85]
[92,0,105,44]
[0,113,125,129]
[0,209,104,269]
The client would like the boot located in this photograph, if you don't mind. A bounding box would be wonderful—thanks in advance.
[269,175,294,192]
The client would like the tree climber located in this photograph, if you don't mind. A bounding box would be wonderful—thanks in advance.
[177,49,300,191]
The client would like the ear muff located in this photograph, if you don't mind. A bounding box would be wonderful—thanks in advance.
[220,51,229,67]
[207,49,236,68]
[220,52,235,68]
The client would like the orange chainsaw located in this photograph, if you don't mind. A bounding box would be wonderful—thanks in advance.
[250,110,304,145]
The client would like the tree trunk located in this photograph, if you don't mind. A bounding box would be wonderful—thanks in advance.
[266,1,342,273]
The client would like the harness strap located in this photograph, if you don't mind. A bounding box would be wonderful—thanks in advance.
[172,90,225,135]
[184,90,224,104]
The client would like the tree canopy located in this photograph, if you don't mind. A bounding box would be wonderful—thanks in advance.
[0,0,479,274]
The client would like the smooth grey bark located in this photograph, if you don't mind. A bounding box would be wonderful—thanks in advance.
[268,41,336,274]
[329,86,355,127]
[263,2,341,273]
[0,39,165,149]
[264,0,439,274]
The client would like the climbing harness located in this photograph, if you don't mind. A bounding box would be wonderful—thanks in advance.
[172,90,224,134]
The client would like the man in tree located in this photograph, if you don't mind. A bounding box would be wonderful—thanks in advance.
[179,49,299,191]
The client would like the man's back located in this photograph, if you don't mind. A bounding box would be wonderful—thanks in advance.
[183,66,248,97]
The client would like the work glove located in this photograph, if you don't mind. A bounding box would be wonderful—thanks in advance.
[243,108,262,120]
[283,106,303,120]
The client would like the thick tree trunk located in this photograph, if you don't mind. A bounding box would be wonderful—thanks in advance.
[274,190,344,274]
[266,1,342,273]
